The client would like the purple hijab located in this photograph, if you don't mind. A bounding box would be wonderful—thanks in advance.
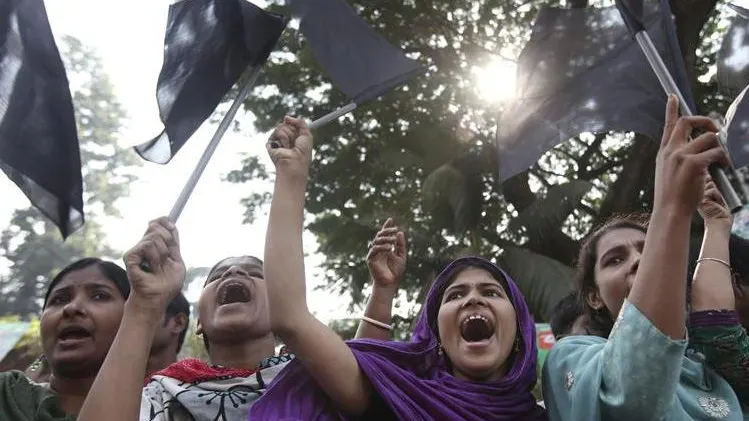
[250,257,546,420]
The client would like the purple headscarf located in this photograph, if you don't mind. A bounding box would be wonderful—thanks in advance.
[250,257,547,420]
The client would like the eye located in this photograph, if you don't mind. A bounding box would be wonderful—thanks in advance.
[602,255,624,267]
[47,294,69,306]
[92,291,112,301]
[484,290,502,298]
[444,291,464,301]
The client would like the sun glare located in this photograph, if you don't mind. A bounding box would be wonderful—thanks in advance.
[473,57,517,103]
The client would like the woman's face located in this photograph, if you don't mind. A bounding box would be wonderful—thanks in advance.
[197,257,271,345]
[40,265,125,378]
[436,267,518,382]
[589,228,646,318]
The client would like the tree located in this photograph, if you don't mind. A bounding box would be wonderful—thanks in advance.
[228,0,735,323]
[0,36,140,316]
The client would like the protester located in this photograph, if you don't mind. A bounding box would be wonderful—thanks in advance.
[147,293,190,376]
[542,96,746,420]
[548,292,586,340]
[688,181,749,406]
[0,257,130,419]
[250,116,546,420]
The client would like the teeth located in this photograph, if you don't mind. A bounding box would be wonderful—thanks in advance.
[462,314,489,325]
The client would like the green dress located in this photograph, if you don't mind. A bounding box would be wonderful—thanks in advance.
[542,300,748,420]
[0,371,73,421]
[689,310,749,408]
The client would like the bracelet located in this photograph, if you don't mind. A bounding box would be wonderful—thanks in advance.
[696,257,732,272]
[361,316,393,331]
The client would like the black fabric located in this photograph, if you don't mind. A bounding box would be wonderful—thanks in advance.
[496,0,693,181]
[135,0,287,164]
[0,0,83,238]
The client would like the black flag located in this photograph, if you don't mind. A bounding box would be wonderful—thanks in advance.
[290,0,422,105]
[496,0,691,181]
[135,0,287,164]
[0,0,83,238]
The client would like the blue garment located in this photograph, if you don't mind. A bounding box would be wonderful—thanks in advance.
[542,300,748,420]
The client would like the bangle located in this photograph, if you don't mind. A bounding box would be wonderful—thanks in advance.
[361,316,392,331]
[696,257,732,272]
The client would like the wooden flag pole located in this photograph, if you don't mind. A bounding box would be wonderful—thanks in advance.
[634,32,744,213]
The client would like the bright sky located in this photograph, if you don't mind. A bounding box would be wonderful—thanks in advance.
[0,0,347,322]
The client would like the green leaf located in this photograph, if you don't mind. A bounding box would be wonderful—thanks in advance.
[499,246,574,321]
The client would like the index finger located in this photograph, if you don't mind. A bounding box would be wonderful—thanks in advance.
[661,95,679,148]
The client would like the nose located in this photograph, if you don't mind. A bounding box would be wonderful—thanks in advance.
[627,253,640,289]
[62,295,86,318]
[461,290,487,308]
[221,265,249,279]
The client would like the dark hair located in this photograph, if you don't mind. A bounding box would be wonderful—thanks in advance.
[550,292,581,339]
[44,258,130,308]
[165,293,190,353]
[574,215,649,338]
[730,234,749,285]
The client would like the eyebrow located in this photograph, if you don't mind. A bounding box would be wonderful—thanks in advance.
[208,263,263,280]
[444,280,506,295]
[50,281,115,295]
[600,241,645,263]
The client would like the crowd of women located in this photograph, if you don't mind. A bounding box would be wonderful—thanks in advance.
[3,95,749,420]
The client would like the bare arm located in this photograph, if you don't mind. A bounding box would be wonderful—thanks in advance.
[691,181,734,311]
[264,117,371,415]
[356,287,397,340]
[628,95,728,339]
[77,218,185,421]
[355,218,405,340]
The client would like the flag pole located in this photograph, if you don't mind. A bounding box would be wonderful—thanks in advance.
[167,65,262,222]
[633,31,743,213]
[308,102,357,130]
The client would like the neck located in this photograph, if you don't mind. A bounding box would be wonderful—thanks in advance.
[147,345,178,374]
[49,373,95,414]
[208,333,275,369]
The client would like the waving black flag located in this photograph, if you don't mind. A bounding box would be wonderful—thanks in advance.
[290,0,422,108]
[135,0,287,164]
[0,0,83,238]
[496,0,690,181]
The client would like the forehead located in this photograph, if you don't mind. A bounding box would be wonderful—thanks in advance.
[448,267,506,289]
[51,266,115,292]
[210,256,262,274]
[596,227,646,256]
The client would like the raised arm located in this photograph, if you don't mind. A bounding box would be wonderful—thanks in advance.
[628,95,728,340]
[355,218,406,340]
[691,180,735,311]
[264,117,371,415]
[689,181,749,404]
[76,218,185,421]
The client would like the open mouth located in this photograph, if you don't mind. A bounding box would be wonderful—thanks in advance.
[217,281,252,306]
[460,314,495,342]
[57,326,92,342]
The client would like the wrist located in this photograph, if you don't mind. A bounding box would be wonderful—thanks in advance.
[370,284,397,304]
[125,296,167,322]
[704,219,733,233]
[651,202,693,226]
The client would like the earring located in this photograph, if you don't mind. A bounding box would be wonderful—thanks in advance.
[514,337,520,353]
[437,343,444,356]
